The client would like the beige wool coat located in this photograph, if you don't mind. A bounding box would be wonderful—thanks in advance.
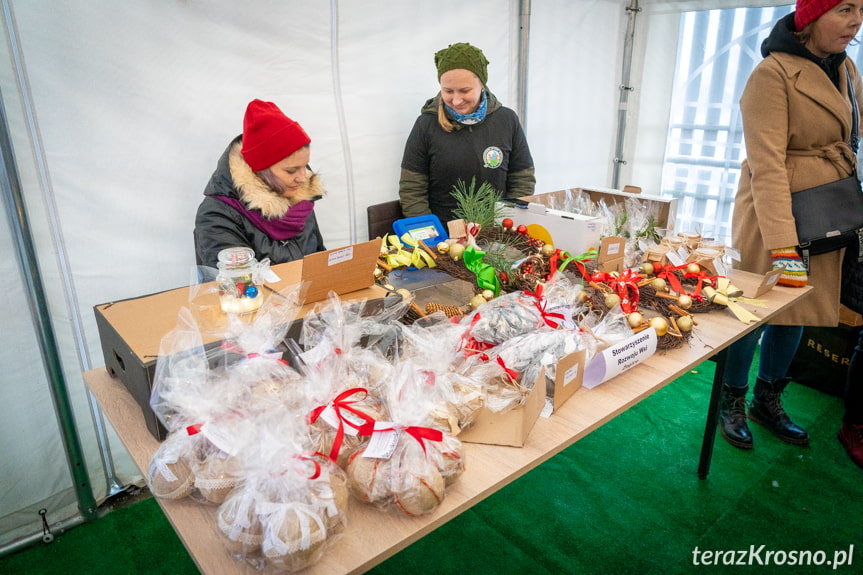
[733,53,863,327]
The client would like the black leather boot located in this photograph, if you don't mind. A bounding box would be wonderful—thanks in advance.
[719,384,753,449]
[749,377,809,445]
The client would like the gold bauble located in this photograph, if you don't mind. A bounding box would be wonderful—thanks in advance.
[627,312,644,328]
[541,243,556,257]
[686,263,701,274]
[604,293,621,309]
[677,315,694,332]
[677,294,693,309]
[649,316,669,337]
[650,277,667,292]
[374,267,384,279]
[449,244,465,261]
[436,242,450,254]
[481,289,495,301]
[396,288,412,301]
[639,262,654,276]
[469,294,488,310]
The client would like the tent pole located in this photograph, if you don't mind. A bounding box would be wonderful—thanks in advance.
[0,97,98,530]
[612,0,641,189]
[517,0,531,129]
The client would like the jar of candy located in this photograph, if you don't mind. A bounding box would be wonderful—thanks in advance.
[216,247,263,314]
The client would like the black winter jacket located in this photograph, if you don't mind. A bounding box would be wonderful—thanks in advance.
[194,136,326,272]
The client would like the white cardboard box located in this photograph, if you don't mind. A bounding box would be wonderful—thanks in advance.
[499,202,603,255]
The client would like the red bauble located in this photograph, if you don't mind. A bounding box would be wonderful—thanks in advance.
[652,261,663,274]
[502,218,514,230]
[516,224,528,236]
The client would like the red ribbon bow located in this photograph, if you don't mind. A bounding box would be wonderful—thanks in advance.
[607,268,642,314]
[657,264,689,295]
[524,284,565,329]
[295,453,323,480]
[307,388,376,462]
[373,424,443,455]
[496,355,519,384]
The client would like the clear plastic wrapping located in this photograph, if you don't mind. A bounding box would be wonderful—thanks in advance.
[343,360,465,517]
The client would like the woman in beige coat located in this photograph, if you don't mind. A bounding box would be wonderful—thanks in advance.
[719,0,863,451]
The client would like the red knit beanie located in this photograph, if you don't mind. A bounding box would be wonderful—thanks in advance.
[795,0,842,31]
[241,99,311,172]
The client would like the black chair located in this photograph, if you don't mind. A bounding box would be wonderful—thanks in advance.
[366,199,404,240]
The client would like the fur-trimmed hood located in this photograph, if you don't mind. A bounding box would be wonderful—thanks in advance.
[204,137,324,219]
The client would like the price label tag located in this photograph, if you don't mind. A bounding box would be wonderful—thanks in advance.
[363,422,401,459]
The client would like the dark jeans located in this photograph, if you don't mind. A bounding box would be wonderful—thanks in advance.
[845,328,863,425]
[723,324,804,389]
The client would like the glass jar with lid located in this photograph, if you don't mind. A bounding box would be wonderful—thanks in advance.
[216,247,263,314]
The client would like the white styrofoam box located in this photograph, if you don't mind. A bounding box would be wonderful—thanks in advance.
[500,202,602,255]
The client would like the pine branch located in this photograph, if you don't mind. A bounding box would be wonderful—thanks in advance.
[451,177,505,231]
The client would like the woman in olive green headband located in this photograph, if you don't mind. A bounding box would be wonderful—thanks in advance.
[398,42,536,225]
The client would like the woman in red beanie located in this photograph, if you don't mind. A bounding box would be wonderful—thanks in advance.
[194,99,326,272]
[720,0,863,469]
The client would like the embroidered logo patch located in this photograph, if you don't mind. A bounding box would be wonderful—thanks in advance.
[483,146,503,169]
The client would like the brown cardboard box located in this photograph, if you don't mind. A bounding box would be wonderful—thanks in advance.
[457,369,545,447]
[597,236,627,273]
[459,350,586,447]
[94,241,387,440]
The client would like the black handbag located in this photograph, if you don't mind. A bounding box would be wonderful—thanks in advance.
[793,67,863,271]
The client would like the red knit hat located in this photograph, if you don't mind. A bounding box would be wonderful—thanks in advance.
[241,99,311,172]
[795,0,842,31]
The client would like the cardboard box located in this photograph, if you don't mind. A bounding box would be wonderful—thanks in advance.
[457,369,546,447]
[94,241,387,440]
[597,236,627,273]
[499,202,602,255]
[533,186,679,232]
[459,350,586,447]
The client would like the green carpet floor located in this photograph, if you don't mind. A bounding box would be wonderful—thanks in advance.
[2,359,861,575]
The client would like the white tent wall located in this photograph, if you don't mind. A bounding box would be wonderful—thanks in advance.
[0,0,790,551]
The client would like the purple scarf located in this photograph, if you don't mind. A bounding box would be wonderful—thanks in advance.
[216,196,314,241]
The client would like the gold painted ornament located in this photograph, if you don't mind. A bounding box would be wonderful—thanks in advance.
[676,315,694,332]
[650,277,668,292]
[448,244,465,261]
[541,243,556,257]
[627,312,644,329]
[677,294,693,309]
[604,293,621,309]
[396,288,412,301]
[649,316,669,337]
[469,294,488,310]
[436,242,450,254]
[481,289,495,301]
